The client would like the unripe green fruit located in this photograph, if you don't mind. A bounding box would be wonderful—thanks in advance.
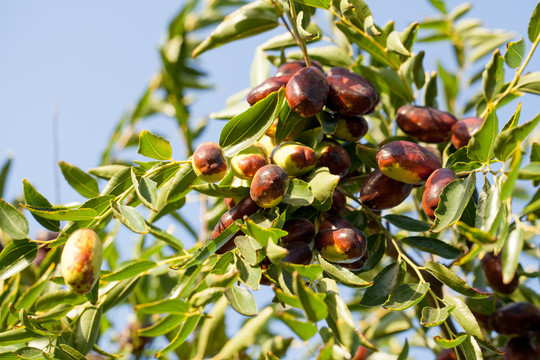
[315,228,367,264]
[271,142,317,177]
[192,142,228,183]
[61,229,102,295]
[376,140,441,184]
[250,164,289,208]
[332,114,369,142]
[231,143,269,180]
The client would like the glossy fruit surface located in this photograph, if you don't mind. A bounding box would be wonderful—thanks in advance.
[360,169,413,210]
[247,75,291,106]
[481,252,519,295]
[271,142,317,177]
[422,168,457,219]
[275,60,323,77]
[280,218,316,245]
[491,302,540,336]
[231,143,269,180]
[376,140,442,184]
[351,345,369,360]
[502,337,537,360]
[282,242,313,265]
[396,105,457,143]
[329,187,347,214]
[332,114,369,142]
[318,213,356,231]
[61,229,102,295]
[451,117,484,149]
[326,68,379,116]
[250,164,290,208]
[285,67,329,117]
[315,227,367,263]
[315,140,351,178]
[339,253,368,271]
[192,142,228,183]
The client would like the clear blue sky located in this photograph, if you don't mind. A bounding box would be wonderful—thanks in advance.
[0,1,539,358]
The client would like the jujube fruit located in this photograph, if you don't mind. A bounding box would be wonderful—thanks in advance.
[315,227,367,264]
[490,302,540,336]
[329,187,347,214]
[282,242,313,265]
[285,67,329,117]
[451,117,484,149]
[250,164,290,208]
[376,140,442,184]
[339,252,368,271]
[396,105,457,143]
[502,337,537,360]
[231,143,269,180]
[192,142,228,183]
[481,252,519,295]
[436,349,458,360]
[318,213,356,231]
[351,345,369,360]
[326,67,379,116]
[275,60,323,77]
[315,139,351,178]
[247,75,291,106]
[360,169,413,210]
[280,218,316,245]
[224,197,241,210]
[422,168,457,219]
[271,142,317,177]
[331,114,369,142]
[61,229,103,295]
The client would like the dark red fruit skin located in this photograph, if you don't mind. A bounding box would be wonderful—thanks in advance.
[451,117,483,149]
[491,302,540,336]
[396,105,458,143]
[360,169,413,210]
[314,228,367,264]
[232,153,269,179]
[326,71,379,116]
[275,60,323,77]
[285,67,329,117]
[329,187,347,214]
[209,197,259,254]
[326,67,379,113]
[247,75,291,106]
[332,114,369,142]
[376,141,442,184]
[481,252,519,295]
[192,142,228,181]
[316,140,351,178]
[502,337,537,360]
[224,197,242,210]
[318,213,356,231]
[282,242,313,265]
[250,164,289,208]
[351,345,369,360]
[422,168,458,219]
[339,251,368,271]
[436,349,458,360]
[280,219,316,245]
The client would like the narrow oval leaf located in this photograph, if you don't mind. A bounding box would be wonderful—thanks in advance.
[0,328,42,346]
[516,71,540,94]
[137,314,186,337]
[76,306,102,355]
[134,299,190,317]
[21,205,97,221]
[22,179,60,231]
[387,31,411,56]
[101,260,156,282]
[501,227,525,284]
[528,2,540,42]
[443,296,486,341]
[131,169,158,211]
[293,271,328,322]
[282,178,314,207]
[431,174,476,232]
[317,255,372,288]
[505,38,525,68]
[0,198,29,240]
[467,107,498,163]
[494,112,540,161]
[482,49,504,101]
[294,0,330,9]
[400,236,462,259]
[0,239,38,281]
[383,283,429,311]
[58,344,87,360]
[155,314,202,357]
[110,201,148,234]
[137,130,172,160]
[225,285,258,316]
[305,167,340,211]
[383,214,431,232]
[100,167,134,196]
[420,306,454,327]
[360,261,405,306]
[191,184,250,198]
[165,164,197,203]
[278,312,317,341]
[59,161,100,198]
[0,158,12,198]
[424,262,490,298]
[434,333,467,348]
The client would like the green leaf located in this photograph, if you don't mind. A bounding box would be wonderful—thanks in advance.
[282,178,314,207]
[0,157,12,198]
[505,38,525,68]
[468,106,498,163]
[166,164,197,203]
[501,149,522,200]
[76,306,102,355]
[193,1,280,57]
[482,49,504,101]
[494,112,540,161]
[423,262,490,299]
[383,283,429,310]
[225,285,258,316]
[424,71,438,107]
[294,0,330,9]
[35,290,86,311]
[501,101,521,132]
[277,312,317,341]
[14,268,52,313]
[387,31,411,56]
[275,101,304,144]
[0,239,38,281]
[293,271,327,322]
[22,179,60,231]
[236,256,261,290]
[59,161,100,198]
[305,167,340,212]
[235,235,262,266]
[155,314,202,357]
[443,296,486,341]
[400,236,462,259]
[420,306,454,327]
[110,201,148,234]
[131,169,158,211]
[360,261,405,306]
[518,162,540,179]
[0,198,29,240]
[191,184,250,198]
[21,205,97,221]
[355,144,378,169]
[528,2,540,42]
[383,214,431,232]
[362,234,386,271]
[459,336,483,360]
[220,89,283,157]
[100,167,133,196]
[317,111,337,135]
[445,147,482,172]
[281,263,322,281]
[101,260,156,282]
[137,314,186,337]
[438,62,458,111]
[146,222,184,251]
[317,255,372,287]
[456,222,494,244]
[89,164,128,180]
[434,333,467,348]
[397,340,409,360]
[137,130,172,160]
[502,227,525,284]
[57,344,87,360]
[516,72,540,95]
[412,51,426,88]
[431,174,476,232]
[428,0,446,13]
[0,328,42,346]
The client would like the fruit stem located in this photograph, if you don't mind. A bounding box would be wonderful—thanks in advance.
[286,0,311,67]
